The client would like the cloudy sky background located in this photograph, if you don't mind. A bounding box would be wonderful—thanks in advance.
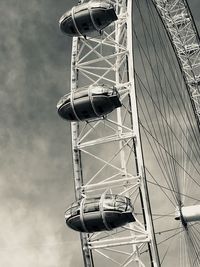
[0,1,200,266]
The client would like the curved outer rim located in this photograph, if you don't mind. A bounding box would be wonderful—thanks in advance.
[68,0,167,266]
[152,0,200,133]
[66,0,200,266]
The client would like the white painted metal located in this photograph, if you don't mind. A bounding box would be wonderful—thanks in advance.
[182,205,200,222]
[71,37,94,266]
[176,205,200,223]
[126,0,160,265]
[69,0,161,266]
[152,0,200,129]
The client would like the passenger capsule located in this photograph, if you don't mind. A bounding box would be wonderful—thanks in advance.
[57,85,121,121]
[59,1,118,37]
[65,194,135,233]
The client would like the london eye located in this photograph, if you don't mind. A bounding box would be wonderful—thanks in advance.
[57,0,200,266]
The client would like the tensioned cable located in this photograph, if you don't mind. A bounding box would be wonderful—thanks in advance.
[126,126,178,205]
[181,230,187,267]
[134,3,200,239]
[139,0,184,198]
[135,71,200,186]
[136,2,199,176]
[129,81,177,201]
[135,40,179,197]
[135,212,174,218]
[160,229,180,265]
[186,227,200,266]
[146,0,200,152]
[189,233,200,266]
[138,97,180,204]
[133,31,200,206]
[140,122,200,189]
[137,95,179,204]
[141,229,184,254]
[146,170,200,202]
[138,73,200,205]
[136,70,181,203]
[134,36,200,179]
[136,74,196,203]
[142,125,200,197]
[189,225,200,251]
[135,0,180,196]
[145,167,178,205]
[155,227,183,235]
[190,224,200,238]
[184,230,194,266]
[133,34,181,198]
[157,229,184,246]
[136,0,200,157]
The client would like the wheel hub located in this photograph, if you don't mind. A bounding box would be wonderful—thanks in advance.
[175,205,200,225]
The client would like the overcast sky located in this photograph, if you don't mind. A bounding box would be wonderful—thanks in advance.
[0,1,200,267]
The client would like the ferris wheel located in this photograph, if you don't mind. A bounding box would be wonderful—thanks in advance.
[57,0,200,266]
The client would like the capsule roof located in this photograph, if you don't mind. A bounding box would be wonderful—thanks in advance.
[59,0,117,37]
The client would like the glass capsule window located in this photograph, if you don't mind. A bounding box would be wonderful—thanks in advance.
[65,202,80,218]
[65,195,133,221]
[115,200,127,212]
[103,198,115,210]
[57,93,70,108]
[84,198,99,213]
[74,90,88,99]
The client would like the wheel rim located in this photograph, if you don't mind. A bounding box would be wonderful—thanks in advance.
[58,0,200,266]
[135,0,200,265]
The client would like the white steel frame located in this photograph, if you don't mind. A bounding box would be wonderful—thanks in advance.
[70,0,160,266]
